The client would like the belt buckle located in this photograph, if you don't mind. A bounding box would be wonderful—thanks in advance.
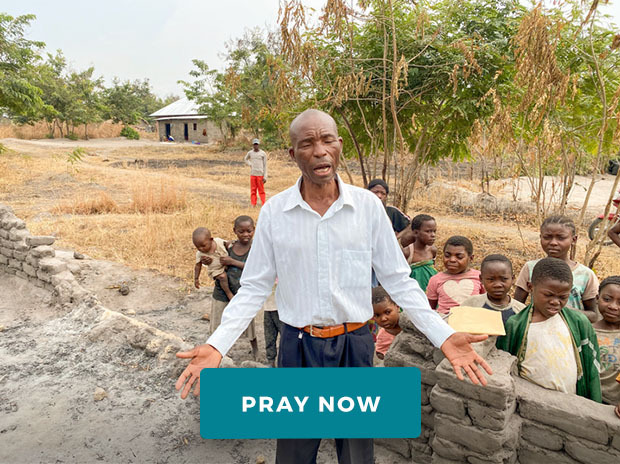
[309,324,317,337]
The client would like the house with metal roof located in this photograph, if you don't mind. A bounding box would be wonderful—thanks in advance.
[150,97,224,144]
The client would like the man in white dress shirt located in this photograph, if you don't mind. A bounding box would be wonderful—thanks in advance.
[176,109,492,463]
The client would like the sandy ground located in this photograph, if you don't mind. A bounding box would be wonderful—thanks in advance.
[0,254,407,464]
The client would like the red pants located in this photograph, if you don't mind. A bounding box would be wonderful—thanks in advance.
[250,176,266,205]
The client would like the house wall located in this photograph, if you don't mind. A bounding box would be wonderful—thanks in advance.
[379,316,620,463]
[156,119,225,144]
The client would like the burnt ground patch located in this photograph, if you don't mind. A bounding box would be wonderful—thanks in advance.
[110,158,245,170]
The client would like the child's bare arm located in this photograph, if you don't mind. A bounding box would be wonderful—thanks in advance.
[194,263,202,289]
[220,256,244,269]
[582,299,598,323]
[514,287,528,303]
[402,245,411,259]
[428,299,438,309]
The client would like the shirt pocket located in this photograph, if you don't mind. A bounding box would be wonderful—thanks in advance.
[339,250,371,288]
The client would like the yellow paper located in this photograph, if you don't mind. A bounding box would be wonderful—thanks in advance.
[448,306,506,336]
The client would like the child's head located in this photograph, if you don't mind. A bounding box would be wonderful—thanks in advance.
[529,257,573,320]
[540,215,577,260]
[480,254,514,304]
[411,214,436,246]
[233,215,255,245]
[597,276,620,324]
[442,236,473,274]
[192,227,213,253]
[371,286,400,330]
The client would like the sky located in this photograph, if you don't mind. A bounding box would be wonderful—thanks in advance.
[2,0,620,99]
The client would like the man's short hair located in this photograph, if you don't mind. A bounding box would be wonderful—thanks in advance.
[234,215,254,228]
[411,214,435,231]
[531,257,573,286]
[443,236,473,256]
[480,254,513,273]
[371,286,394,305]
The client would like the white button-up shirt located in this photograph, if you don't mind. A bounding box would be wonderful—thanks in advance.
[207,176,455,356]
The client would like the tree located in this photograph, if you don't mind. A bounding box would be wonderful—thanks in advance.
[0,13,45,120]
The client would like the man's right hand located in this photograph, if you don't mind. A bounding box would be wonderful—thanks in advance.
[194,279,200,289]
[175,344,223,399]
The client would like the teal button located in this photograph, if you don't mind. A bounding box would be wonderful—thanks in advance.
[200,367,421,439]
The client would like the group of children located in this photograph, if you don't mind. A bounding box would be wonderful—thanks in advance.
[372,213,620,414]
[192,208,620,414]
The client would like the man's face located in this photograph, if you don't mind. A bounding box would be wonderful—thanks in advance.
[289,112,342,186]
[253,143,259,151]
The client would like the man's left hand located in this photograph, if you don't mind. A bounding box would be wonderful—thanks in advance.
[440,332,493,386]
[262,178,267,184]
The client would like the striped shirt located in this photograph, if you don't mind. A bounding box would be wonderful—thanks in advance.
[207,176,454,356]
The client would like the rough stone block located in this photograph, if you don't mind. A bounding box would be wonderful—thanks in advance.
[434,412,519,455]
[518,441,575,464]
[2,217,24,230]
[15,270,27,280]
[8,259,22,270]
[384,351,437,385]
[13,251,27,261]
[521,420,564,451]
[391,328,435,360]
[22,263,37,277]
[8,228,29,241]
[0,205,14,218]
[13,241,30,252]
[0,238,11,248]
[0,247,13,258]
[422,403,437,428]
[516,377,609,444]
[36,270,52,283]
[409,440,432,459]
[51,270,74,287]
[25,235,55,247]
[613,433,620,451]
[4,266,15,274]
[374,438,411,458]
[565,439,620,464]
[30,245,55,259]
[25,255,39,267]
[435,349,516,409]
[421,385,431,405]
[432,455,466,464]
[38,257,67,275]
[0,229,7,239]
[0,255,7,265]
[430,386,466,419]
[32,278,45,288]
[468,398,515,431]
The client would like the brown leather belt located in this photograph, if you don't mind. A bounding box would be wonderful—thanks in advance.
[302,322,366,338]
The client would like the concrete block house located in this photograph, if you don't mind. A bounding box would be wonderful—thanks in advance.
[150,97,225,144]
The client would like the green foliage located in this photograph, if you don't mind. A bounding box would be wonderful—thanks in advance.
[0,143,7,155]
[66,132,78,141]
[120,126,140,140]
[66,147,85,172]
[0,13,45,120]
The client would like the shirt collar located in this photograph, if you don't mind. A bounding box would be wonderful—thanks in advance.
[283,175,355,212]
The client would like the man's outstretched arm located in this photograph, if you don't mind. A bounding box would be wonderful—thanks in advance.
[175,345,223,399]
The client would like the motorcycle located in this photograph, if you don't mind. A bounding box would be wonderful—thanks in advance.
[588,188,620,242]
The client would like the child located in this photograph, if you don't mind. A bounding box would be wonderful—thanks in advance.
[514,215,599,322]
[371,286,401,360]
[193,227,233,300]
[426,236,484,314]
[402,214,438,292]
[497,257,601,401]
[592,276,620,405]
[208,216,259,359]
[461,254,525,326]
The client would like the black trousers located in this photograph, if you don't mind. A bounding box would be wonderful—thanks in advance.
[275,323,374,464]
[264,310,282,362]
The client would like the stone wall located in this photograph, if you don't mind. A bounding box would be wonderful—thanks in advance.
[157,119,225,144]
[383,314,620,463]
[0,204,88,307]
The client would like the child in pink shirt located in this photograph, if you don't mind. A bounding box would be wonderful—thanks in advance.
[371,286,402,359]
[426,235,484,314]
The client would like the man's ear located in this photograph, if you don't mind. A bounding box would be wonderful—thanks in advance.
[288,147,296,162]
[527,281,533,293]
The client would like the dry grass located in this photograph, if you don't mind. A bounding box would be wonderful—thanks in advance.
[0,120,159,140]
[2,139,620,288]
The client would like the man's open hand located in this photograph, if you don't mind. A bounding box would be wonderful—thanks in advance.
[440,332,493,386]
[175,344,223,399]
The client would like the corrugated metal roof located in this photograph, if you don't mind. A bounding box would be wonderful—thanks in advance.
[150,97,204,118]
[154,115,209,121]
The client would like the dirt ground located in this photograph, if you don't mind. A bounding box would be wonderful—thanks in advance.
[0,257,407,463]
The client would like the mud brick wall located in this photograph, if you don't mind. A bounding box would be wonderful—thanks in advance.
[0,204,86,306]
[383,314,620,463]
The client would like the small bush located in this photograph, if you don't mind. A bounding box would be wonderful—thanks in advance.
[66,133,79,141]
[120,126,140,140]
[54,191,119,215]
[131,180,187,213]
[0,143,6,155]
